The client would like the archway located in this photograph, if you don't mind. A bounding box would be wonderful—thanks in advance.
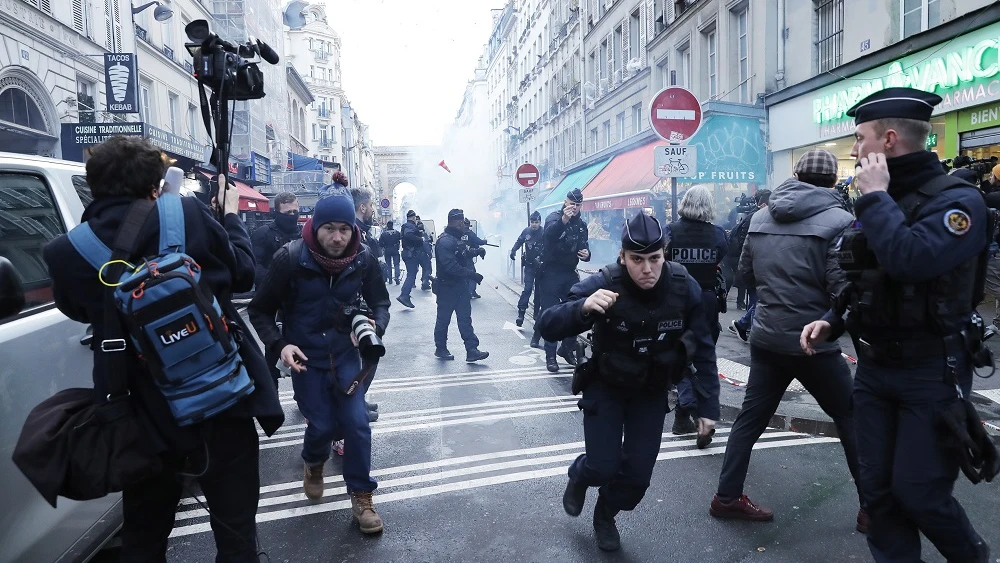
[0,68,59,157]
[392,182,417,218]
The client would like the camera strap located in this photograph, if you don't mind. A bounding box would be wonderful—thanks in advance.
[198,85,214,150]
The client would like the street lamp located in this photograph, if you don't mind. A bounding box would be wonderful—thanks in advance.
[132,1,173,21]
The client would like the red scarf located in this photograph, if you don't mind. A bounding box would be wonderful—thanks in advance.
[302,218,360,275]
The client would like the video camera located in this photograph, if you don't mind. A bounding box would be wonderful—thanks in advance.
[834,176,856,215]
[184,19,278,211]
[734,193,757,214]
[944,155,997,177]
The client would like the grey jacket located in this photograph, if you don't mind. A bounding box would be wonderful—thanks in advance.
[740,179,854,355]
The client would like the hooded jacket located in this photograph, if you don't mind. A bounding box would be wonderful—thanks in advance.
[740,179,854,355]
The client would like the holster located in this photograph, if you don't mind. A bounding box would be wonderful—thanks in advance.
[936,396,1000,484]
[571,360,592,395]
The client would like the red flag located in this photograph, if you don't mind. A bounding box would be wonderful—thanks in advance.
[438,160,451,173]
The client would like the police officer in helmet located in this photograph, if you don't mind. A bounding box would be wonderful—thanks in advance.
[538,213,720,552]
[802,87,994,563]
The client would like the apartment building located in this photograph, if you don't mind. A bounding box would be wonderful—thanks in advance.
[766,0,999,184]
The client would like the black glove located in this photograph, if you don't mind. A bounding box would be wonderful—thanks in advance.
[936,398,1000,484]
[509,252,516,261]
[477,247,487,258]
[472,272,484,285]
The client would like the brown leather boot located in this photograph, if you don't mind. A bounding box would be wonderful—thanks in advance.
[303,462,324,500]
[351,492,384,534]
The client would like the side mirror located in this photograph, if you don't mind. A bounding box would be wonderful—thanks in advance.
[0,257,26,320]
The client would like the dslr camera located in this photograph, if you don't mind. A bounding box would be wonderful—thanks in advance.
[338,301,385,360]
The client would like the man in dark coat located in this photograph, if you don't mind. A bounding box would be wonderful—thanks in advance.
[42,135,284,562]
[250,191,300,286]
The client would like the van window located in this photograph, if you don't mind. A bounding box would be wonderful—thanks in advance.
[0,173,67,311]
[72,175,94,208]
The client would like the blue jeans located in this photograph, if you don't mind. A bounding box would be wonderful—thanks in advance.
[735,287,757,330]
[569,381,669,511]
[291,366,376,493]
[400,254,419,298]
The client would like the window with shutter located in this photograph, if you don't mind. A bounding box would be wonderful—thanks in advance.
[622,18,630,79]
[113,0,122,51]
[641,1,649,66]
[665,0,675,23]
[73,0,85,32]
[104,0,113,51]
[605,32,613,89]
[39,0,50,12]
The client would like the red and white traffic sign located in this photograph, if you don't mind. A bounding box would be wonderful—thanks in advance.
[516,163,539,187]
[648,87,702,143]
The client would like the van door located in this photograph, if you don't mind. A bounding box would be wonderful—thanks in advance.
[0,170,119,563]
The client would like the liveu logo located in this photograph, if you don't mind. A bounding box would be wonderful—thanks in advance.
[157,317,200,346]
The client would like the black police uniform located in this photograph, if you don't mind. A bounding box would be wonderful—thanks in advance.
[464,221,488,298]
[379,225,402,284]
[539,191,590,370]
[434,210,488,362]
[510,216,544,326]
[418,222,434,290]
[398,216,423,305]
[538,213,720,552]
[825,88,990,563]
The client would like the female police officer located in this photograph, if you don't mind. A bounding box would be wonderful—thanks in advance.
[538,212,720,552]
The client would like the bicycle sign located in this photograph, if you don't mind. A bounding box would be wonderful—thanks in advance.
[653,145,698,178]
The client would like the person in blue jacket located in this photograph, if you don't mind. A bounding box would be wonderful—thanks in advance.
[538,212,719,552]
[802,87,991,563]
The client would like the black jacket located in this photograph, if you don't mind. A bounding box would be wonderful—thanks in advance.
[435,226,476,284]
[379,228,402,254]
[251,220,300,287]
[43,196,284,453]
[401,221,423,253]
[510,226,543,262]
[357,218,383,259]
[543,208,590,271]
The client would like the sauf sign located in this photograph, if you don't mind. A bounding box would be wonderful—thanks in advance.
[104,53,139,114]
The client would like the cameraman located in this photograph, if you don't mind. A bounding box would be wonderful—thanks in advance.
[248,188,389,535]
[42,136,284,561]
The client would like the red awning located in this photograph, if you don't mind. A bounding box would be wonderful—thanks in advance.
[580,142,661,212]
[198,172,270,212]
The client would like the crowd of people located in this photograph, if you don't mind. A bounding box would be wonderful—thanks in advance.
[16,85,998,563]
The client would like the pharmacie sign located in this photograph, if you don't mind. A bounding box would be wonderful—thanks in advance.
[770,21,1000,151]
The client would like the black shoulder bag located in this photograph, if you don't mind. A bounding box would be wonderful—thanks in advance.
[12,201,164,507]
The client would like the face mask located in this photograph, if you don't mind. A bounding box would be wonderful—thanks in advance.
[275,211,299,230]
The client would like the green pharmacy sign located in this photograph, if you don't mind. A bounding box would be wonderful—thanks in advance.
[812,24,1000,125]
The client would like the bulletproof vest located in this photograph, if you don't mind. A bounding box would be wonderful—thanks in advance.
[523,228,543,261]
[590,262,690,390]
[843,176,982,336]
[667,219,718,290]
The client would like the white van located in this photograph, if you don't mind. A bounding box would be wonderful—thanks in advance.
[0,153,122,562]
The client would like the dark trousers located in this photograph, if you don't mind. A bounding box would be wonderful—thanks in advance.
[517,264,539,314]
[419,252,432,287]
[677,290,720,409]
[538,268,579,358]
[120,417,260,563]
[854,357,982,563]
[291,365,376,492]
[569,381,668,511]
[400,254,419,298]
[434,281,480,352]
[385,251,400,283]
[717,346,862,503]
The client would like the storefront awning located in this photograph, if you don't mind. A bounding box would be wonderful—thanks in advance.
[199,171,270,212]
[577,142,659,212]
[535,158,612,211]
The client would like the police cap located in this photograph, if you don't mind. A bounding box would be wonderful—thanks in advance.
[448,208,465,221]
[846,87,941,125]
[406,209,416,218]
[566,188,584,204]
[621,213,664,254]
[529,210,541,221]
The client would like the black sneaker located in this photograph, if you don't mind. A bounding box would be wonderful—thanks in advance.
[593,497,621,552]
[396,296,415,309]
[729,320,749,343]
[466,349,489,362]
[434,348,454,360]
[562,478,587,516]
[546,357,559,373]
[515,311,525,327]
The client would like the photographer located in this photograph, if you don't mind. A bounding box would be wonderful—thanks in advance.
[41,135,284,561]
[248,187,389,535]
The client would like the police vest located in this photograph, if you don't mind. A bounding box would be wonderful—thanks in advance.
[841,175,985,337]
[523,229,542,262]
[590,261,690,390]
[668,220,718,290]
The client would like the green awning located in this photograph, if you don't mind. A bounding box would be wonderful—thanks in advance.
[534,158,612,212]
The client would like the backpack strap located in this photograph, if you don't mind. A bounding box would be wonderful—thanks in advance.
[67,222,113,272]
[156,193,186,254]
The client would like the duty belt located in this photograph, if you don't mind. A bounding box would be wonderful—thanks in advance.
[856,334,945,367]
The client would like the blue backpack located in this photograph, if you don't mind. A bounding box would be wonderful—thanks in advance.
[67,194,254,427]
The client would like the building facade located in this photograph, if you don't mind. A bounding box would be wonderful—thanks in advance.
[765,0,998,185]
[341,102,376,189]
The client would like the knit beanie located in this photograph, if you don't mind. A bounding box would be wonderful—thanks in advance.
[312,186,356,233]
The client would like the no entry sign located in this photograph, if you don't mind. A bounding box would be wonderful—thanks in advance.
[648,87,702,143]
[516,163,539,187]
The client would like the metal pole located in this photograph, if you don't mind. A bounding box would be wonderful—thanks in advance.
[671,177,678,222]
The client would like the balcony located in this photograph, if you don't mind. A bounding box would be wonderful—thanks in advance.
[162,45,174,61]
[317,108,330,119]
[313,49,329,62]
[134,24,147,42]
[183,61,194,74]
[319,139,332,148]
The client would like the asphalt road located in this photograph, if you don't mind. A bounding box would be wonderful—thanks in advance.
[165,273,1000,562]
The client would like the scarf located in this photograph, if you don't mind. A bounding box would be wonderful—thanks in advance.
[301,218,360,275]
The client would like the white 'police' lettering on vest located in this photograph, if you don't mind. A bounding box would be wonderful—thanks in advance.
[671,247,717,264]
[657,319,683,331]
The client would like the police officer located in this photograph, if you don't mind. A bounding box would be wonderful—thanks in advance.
[415,215,434,291]
[509,210,544,331]
[463,217,488,299]
[397,210,422,308]
[801,87,991,563]
[434,209,490,363]
[538,213,719,552]
[539,188,591,372]
[665,186,728,437]
[379,221,402,285]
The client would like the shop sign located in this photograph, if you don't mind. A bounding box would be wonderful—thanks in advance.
[958,101,1000,131]
[581,193,650,212]
[60,122,145,162]
[677,115,765,184]
[249,152,272,185]
[145,125,203,161]
[926,133,938,148]
[103,53,139,114]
